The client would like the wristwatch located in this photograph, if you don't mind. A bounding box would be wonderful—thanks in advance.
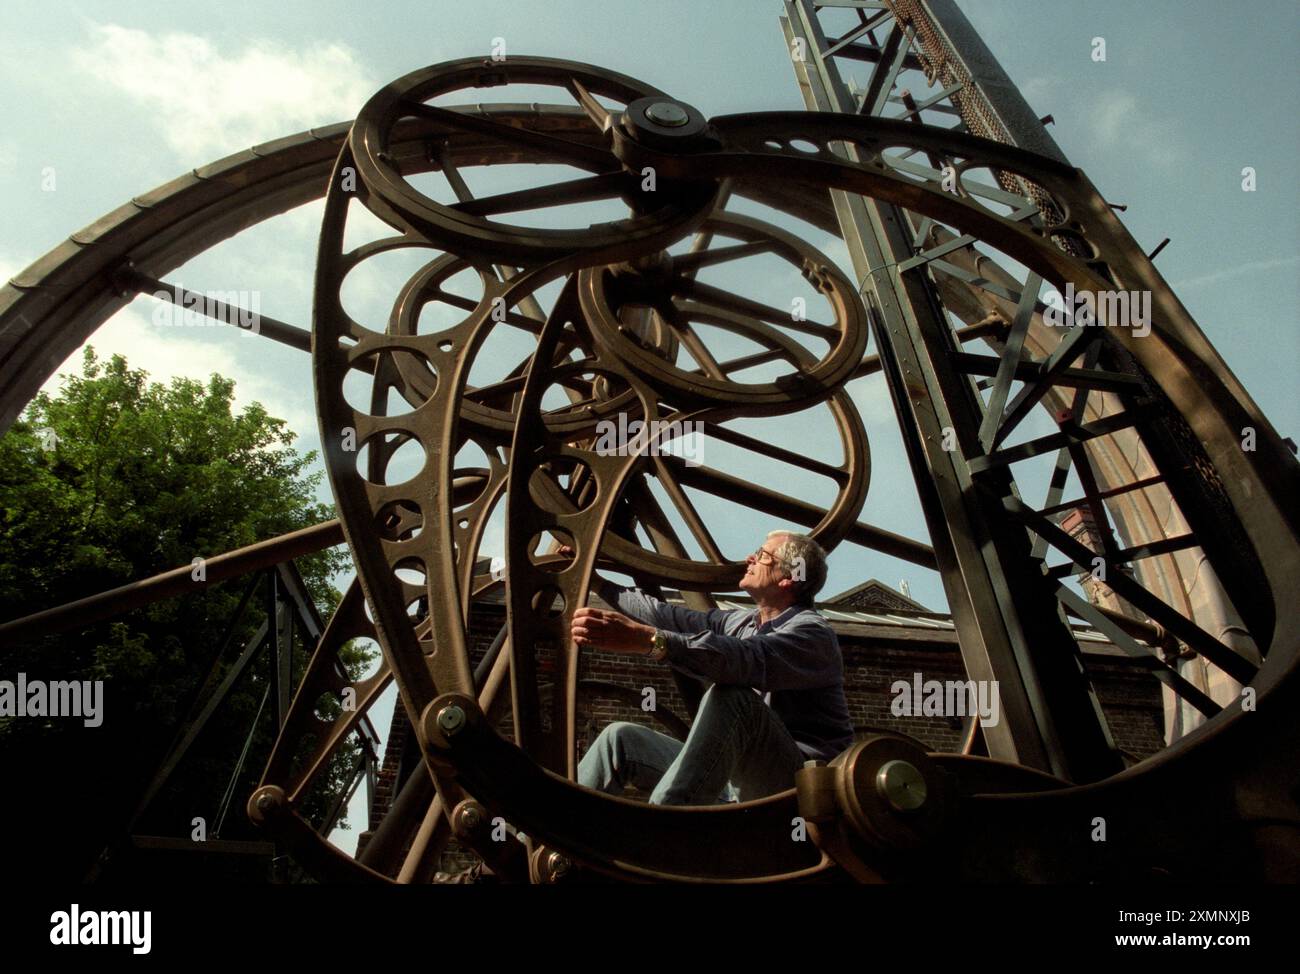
[647,629,669,661]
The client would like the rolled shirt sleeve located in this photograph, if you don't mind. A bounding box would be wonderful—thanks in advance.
[612,587,735,635]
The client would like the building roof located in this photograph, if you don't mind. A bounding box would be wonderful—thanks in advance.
[822,578,930,612]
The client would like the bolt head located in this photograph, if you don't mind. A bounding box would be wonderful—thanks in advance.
[875,759,927,812]
[436,704,466,735]
[645,101,690,127]
[547,852,571,879]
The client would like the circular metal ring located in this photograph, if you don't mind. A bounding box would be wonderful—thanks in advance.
[349,56,721,266]
[579,212,869,414]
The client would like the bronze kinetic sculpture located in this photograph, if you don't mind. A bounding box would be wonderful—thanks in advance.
[2,34,1296,883]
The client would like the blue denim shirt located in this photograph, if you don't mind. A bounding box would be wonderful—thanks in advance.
[612,589,855,762]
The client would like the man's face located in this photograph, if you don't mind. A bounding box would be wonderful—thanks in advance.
[740,536,789,596]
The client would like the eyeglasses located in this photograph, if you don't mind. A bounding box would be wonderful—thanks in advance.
[750,547,781,568]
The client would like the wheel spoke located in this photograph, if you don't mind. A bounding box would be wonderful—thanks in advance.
[449,171,635,217]
[650,456,728,564]
[400,99,614,172]
[702,421,849,484]
[670,239,775,273]
[566,77,614,132]
[122,270,314,354]
[659,303,728,380]
[673,279,839,342]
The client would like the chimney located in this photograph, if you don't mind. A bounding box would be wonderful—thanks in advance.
[1059,506,1137,618]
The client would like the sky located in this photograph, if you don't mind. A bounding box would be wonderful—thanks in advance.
[2,0,1296,853]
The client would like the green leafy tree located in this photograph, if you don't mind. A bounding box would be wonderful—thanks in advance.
[0,348,372,881]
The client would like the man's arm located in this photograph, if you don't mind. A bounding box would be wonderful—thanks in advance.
[591,574,734,636]
[659,618,842,692]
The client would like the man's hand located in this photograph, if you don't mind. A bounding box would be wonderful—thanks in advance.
[571,606,656,656]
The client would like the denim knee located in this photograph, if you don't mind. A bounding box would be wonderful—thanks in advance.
[591,721,639,761]
[602,721,638,743]
[700,684,760,711]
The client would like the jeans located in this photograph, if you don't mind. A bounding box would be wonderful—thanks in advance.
[577,684,806,805]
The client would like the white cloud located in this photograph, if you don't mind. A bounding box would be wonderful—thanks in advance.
[38,301,316,435]
[1019,75,1063,109]
[1087,89,1186,168]
[1090,90,1138,146]
[1170,254,1300,291]
[71,24,376,161]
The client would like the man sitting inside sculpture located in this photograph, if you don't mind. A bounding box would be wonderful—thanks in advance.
[571,530,855,805]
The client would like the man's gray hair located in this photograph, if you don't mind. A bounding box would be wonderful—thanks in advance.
[766,530,828,604]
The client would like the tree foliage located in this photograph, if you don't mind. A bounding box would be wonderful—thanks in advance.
[0,348,372,881]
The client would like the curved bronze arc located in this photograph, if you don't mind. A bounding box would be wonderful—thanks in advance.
[317,141,477,712]
[315,136,630,791]
[0,122,347,433]
[500,296,701,774]
[422,692,835,883]
[349,56,721,266]
[0,105,623,436]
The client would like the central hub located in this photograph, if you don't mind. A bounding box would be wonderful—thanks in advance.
[645,101,690,127]
[619,96,712,152]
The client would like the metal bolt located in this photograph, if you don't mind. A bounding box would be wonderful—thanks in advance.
[645,102,689,127]
[460,804,484,830]
[875,759,927,812]
[547,852,571,879]
[437,704,466,735]
[256,792,278,813]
